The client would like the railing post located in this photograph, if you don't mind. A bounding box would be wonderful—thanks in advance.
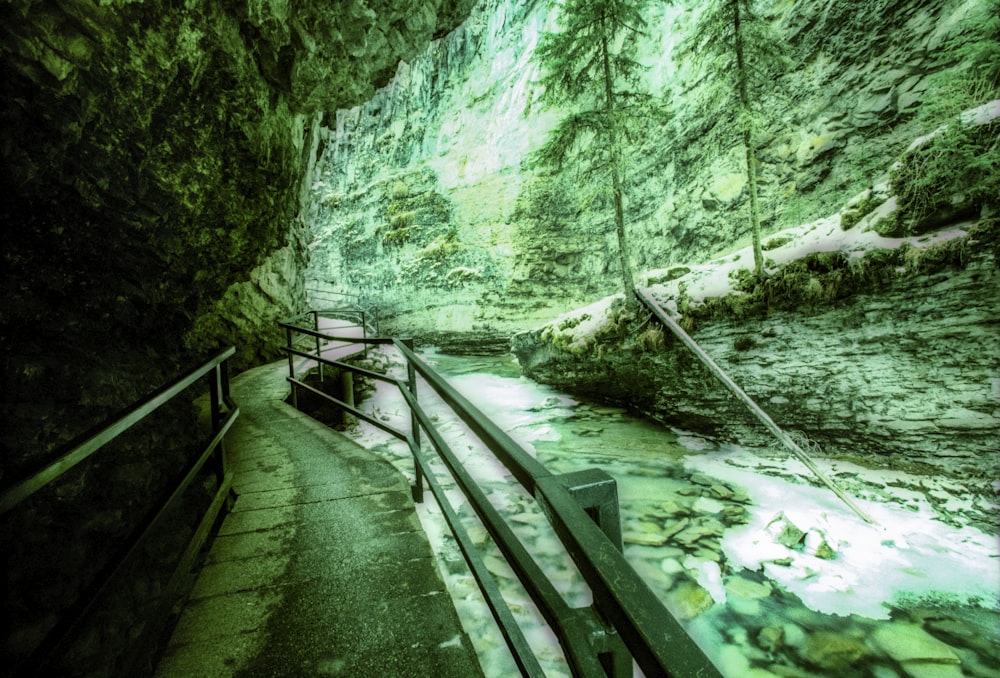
[313,311,324,383]
[540,468,623,551]
[403,338,423,502]
[208,363,231,502]
[361,309,369,359]
[286,325,298,409]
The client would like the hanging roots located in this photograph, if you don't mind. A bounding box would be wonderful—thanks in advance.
[786,429,824,456]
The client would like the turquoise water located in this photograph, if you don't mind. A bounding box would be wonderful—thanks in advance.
[347,349,1000,678]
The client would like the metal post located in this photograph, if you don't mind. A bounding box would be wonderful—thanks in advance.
[210,365,224,484]
[403,338,423,500]
[341,371,355,426]
[361,309,369,359]
[314,311,324,382]
[285,325,298,409]
[549,468,623,552]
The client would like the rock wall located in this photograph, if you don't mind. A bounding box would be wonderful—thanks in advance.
[512,223,1000,478]
[1,0,473,672]
[304,0,988,348]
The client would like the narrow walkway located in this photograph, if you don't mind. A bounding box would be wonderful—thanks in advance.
[153,360,482,677]
[291,317,369,375]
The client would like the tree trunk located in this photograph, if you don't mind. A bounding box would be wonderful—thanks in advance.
[600,13,637,304]
[733,0,764,276]
[743,126,764,276]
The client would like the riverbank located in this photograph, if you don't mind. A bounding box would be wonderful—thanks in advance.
[512,211,1000,489]
[338,348,1000,677]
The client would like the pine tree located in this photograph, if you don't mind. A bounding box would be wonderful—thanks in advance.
[533,0,659,305]
[676,0,788,277]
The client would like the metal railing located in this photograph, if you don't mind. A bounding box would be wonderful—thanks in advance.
[279,315,721,678]
[0,347,240,675]
[304,286,380,337]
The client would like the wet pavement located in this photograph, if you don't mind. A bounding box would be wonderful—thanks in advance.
[153,360,482,677]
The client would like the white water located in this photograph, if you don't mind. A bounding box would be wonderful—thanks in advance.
[342,347,1000,677]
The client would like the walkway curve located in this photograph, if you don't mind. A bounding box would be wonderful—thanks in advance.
[153,360,483,677]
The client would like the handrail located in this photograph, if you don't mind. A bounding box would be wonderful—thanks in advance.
[635,287,876,525]
[280,314,721,678]
[2,347,240,675]
[1,346,236,514]
[304,286,381,336]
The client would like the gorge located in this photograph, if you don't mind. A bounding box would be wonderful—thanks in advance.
[2,0,998,675]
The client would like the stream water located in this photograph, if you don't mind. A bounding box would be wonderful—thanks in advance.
[344,348,999,678]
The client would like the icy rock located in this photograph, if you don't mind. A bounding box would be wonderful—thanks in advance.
[693,547,723,562]
[659,499,686,516]
[689,473,716,487]
[725,575,773,600]
[782,623,808,652]
[801,631,873,670]
[484,555,516,580]
[722,505,750,524]
[927,618,999,657]
[708,484,735,499]
[724,573,773,616]
[673,518,726,547]
[660,558,684,575]
[665,580,715,620]
[692,495,726,514]
[684,556,726,604]
[661,517,691,541]
[804,529,837,559]
[536,396,564,409]
[766,512,806,548]
[757,626,784,653]
[624,530,668,547]
[897,663,964,678]
[872,623,961,665]
[732,491,751,504]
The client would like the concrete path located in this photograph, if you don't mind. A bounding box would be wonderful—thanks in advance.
[290,317,369,376]
[153,361,483,677]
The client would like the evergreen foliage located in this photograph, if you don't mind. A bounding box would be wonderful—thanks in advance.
[675,0,789,276]
[533,0,662,305]
[891,0,1000,233]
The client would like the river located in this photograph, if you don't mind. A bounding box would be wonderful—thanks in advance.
[343,348,999,678]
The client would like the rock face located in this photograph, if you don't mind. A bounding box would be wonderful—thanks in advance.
[512,220,1000,477]
[304,0,989,347]
[1,0,473,673]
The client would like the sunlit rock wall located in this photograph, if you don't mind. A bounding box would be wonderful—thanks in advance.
[307,0,567,348]
[305,0,986,347]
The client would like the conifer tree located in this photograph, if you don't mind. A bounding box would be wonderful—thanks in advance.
[676,0,788,277]
[533,0,658,305]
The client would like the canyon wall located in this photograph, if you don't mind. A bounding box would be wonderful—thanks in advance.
[304,0,988,348]
[1,1,473,672]
[513,226,1000,479]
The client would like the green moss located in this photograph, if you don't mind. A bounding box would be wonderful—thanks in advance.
[890,118,1000,234]
[839,192,880,231]
[689,223,995,323]
[733,335,755,352]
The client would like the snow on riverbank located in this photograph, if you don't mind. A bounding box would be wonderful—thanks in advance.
[340,349,999,675]
[684,447,999,621]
